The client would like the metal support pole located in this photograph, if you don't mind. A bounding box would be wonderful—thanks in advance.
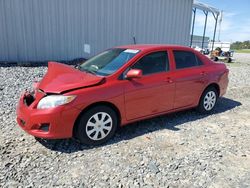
[211,12,219,51]
[201,11,208,50]
[217,11,223,41]
[190,8,196,47]
[133,36,137,44]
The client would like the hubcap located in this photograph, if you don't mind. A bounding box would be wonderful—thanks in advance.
[86,112,113,141]
[203,91,216,111]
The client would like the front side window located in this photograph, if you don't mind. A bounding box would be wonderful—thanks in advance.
[79,48,140,76]
[173,51,202,69]
[131,51,169,75]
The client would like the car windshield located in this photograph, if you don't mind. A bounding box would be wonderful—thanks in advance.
[79,48,140,76]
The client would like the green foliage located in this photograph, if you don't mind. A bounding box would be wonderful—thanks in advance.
[235,49,250,53]
[231,40,250,50]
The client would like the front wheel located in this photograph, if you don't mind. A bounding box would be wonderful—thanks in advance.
[75,106,118,145]
[197,87,218,113]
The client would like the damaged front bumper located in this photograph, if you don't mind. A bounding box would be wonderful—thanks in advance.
[16,91,81,139]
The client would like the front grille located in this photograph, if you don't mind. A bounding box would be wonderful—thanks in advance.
[24,93,35,106]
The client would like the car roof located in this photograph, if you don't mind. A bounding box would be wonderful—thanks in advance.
[116,44,193,52]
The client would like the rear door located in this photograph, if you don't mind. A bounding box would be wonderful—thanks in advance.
[123,50,175,120]
[171,50,207,108]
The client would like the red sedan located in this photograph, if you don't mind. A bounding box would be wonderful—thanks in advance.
[16,45,229,145]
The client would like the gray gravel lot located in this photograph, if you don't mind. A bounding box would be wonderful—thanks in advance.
[0,53,250,187]
[233,52,250,64]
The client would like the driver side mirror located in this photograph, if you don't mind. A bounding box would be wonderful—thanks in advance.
[126,69,142,79]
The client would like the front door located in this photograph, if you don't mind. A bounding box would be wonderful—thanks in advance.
[124,51,175,120]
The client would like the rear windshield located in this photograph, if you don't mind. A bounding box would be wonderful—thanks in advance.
[79,48,140,76]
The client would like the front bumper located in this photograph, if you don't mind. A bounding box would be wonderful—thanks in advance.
[16,93,81,139]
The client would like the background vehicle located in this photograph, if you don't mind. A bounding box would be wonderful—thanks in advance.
[192,46,210,55]
[202,48,210,55]
[16,45,229,145]
[210,47,234,63]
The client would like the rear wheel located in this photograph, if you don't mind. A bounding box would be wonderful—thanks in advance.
[197,87,218,113]
[75,106,118,145]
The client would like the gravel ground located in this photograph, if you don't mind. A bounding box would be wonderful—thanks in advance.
[233,52,250,64]
[0,53,250,187]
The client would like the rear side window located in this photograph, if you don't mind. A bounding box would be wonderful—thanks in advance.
[132,51,169,75]
[173,51,203,69]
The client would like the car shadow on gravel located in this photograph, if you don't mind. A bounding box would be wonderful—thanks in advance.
[36,97,241,153]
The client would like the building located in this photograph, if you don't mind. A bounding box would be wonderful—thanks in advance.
[0,0,193,62]
[208,42,231,52]
[191,35,210,49]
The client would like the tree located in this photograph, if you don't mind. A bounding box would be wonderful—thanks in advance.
[231,40,250,50]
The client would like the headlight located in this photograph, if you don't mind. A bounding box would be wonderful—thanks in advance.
[37,95,76,109]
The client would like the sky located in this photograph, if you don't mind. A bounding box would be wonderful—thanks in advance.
[193,0,250,42]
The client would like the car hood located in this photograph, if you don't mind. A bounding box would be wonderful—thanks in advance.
[38,62,105,94]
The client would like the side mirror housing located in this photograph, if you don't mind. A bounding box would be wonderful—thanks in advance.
[126,69,142,79]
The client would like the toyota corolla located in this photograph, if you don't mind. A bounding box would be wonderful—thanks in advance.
[16,45,229,145]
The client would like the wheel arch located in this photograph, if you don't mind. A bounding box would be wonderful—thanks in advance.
[73,101,121,137]
[197,83,220,106]
[204,83,220,96]
[196,82,220,113]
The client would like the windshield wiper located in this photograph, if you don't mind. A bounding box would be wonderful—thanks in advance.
[80,68,96,75]
[74,63,80,69]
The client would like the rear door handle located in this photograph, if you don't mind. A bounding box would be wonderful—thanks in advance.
[164,77,173,83]
[200,71,206,76]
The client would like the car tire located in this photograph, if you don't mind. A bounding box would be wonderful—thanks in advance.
[75,105,118,145]
[213,57,219,61]
[226,57,232,63]
[197,87,218,113]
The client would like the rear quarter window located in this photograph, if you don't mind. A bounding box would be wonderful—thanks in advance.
[196,56,204,66]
